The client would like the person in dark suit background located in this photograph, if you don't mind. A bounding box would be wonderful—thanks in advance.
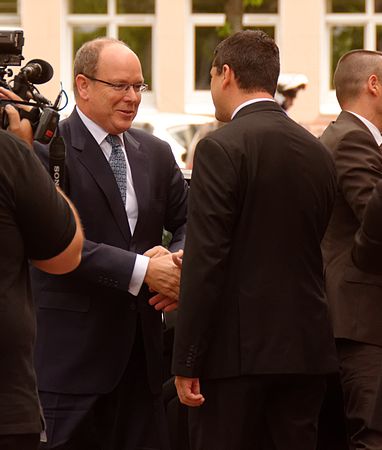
[25,37,188,450]
[320,49,382,450]
[172,30,338,450]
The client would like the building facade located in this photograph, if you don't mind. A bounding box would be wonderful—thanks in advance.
[1,0,382,130]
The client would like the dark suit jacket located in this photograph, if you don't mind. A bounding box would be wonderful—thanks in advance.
[32,108,188,395]
[320,111,382,346]
[172,101,338,379]
[352,179,382,273]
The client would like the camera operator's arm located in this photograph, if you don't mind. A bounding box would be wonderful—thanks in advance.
[31,187,84,275]
[0,87,33,146]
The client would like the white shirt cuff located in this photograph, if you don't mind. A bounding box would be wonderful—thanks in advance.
[128,254,150,296]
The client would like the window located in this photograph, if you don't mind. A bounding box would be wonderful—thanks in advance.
[0,0,17,13]
[188,0,279,113]
[323,0,382,113]
[69,0,107,14]
[192,0,277,14]
[195,25,275,90]
[66,0,154,107]
[328,0,365,13]
[0,0,18,26]
[117,0,154,14]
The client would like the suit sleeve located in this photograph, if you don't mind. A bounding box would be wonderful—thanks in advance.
[172,137,239,377]
[334,129,382,222]
[33,141,137,291]
[352,179,382,273]
[34,136,187,293]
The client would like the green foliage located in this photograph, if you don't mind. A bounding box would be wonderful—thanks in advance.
[69,0,155,14]
[162,230,173,249]
[330,25,363,88]
[329,0,365,13]
[117,0,155,14]
[69,0,107,14]
[0,0,17,13]
[244,0,264,6]
[119,27,152,88]
[218,22,233,38]
[73,26,107,56]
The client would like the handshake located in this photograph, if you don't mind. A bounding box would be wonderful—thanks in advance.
[143,246,183,313]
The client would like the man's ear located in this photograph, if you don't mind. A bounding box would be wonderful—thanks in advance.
[75,74,90,100]
[367,74,380,97]
[222,64,233,88]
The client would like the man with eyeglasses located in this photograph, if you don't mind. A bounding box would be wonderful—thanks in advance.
[30,37,188,450]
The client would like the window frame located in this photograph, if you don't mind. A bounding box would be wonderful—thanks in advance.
[0,0,19,26]
[322,0,382,114]
[63,0,155,112]
[186,2,279,115]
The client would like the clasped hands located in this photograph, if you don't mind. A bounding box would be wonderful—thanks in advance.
[143,245,183,312]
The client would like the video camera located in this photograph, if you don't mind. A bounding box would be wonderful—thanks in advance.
[0,29,63,144]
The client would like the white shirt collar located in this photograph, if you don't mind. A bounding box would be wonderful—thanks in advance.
[347,110,382,146]
[231,98,275,120]
[76,106,124,146]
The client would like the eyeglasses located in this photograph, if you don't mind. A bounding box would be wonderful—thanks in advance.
[82,74,148,93]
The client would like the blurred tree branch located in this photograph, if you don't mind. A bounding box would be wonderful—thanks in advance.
[221,0,264,36]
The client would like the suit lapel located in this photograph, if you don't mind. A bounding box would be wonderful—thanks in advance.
[67,111,132,245]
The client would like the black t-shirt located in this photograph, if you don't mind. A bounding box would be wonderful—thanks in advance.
[0,130,76,435]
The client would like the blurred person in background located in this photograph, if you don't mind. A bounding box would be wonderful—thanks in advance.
[275,73,308,112]
[320,49,382,450]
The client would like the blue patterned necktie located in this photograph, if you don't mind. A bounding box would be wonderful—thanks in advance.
[105,134,127,204]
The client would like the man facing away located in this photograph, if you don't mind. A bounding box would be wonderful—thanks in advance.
[320,49,382,450]
[26,37,188,450]
[0,97,83,450]
[172,30,338,450]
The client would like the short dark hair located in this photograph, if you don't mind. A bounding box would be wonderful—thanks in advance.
[212,30,280,95]
[334,49,382,107]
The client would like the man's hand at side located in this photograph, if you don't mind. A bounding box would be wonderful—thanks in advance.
[175,376,205,407]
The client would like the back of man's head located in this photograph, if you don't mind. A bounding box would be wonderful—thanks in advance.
[212,30,280,96]
[334,49,382,107]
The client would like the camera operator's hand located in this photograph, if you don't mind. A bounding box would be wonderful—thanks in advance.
[4,104,33,147]
[0,87,34,147]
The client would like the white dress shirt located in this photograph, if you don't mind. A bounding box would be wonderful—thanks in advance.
[231,97,276,120]
[76,107,149,296]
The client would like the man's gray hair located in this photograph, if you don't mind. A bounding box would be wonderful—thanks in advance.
[73,37,129,95]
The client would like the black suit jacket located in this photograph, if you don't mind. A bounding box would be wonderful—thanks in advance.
[32,108,188,395]
[173,101,338,379]
[320,111,382,346]
[353,179,382,274]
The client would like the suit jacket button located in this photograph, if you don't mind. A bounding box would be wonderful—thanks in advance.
[130,302,137,311]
